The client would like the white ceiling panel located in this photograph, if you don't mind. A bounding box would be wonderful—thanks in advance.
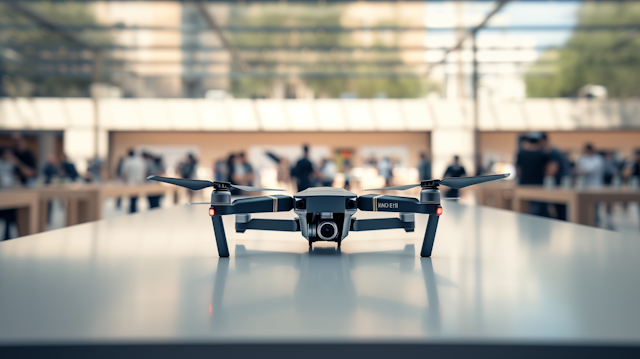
[343,100,375,131]
[284,100,316,131]
[315,100,347,131]
[137,99,171,130]
[64,98,94,128]
[400,99,432,131]
[256,100,288,131]
[372,99,404,131]
[227,99,259,131]
[198,100,231,131]
[102,99,141,130]
[168,99,201,130]
[493,101,526,130]
[33,98,67,129]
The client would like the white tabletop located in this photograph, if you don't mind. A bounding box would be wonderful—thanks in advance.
[1,202,640,354]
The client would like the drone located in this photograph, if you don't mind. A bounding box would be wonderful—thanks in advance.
[148,173,509,257]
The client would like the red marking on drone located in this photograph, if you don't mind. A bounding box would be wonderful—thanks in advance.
[436,207,443,216]
[209,208,215,216]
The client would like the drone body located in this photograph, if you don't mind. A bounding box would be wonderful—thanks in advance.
[147,173,509,258]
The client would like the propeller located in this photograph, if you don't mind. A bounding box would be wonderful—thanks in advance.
[363,173,510,191]
[147,175,285,192]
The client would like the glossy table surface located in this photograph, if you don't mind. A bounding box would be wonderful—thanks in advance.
[1,203,640,347]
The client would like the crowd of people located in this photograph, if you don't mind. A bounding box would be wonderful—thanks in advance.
[516,131,640,224]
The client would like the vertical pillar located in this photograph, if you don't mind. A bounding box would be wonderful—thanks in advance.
[472,31,480,174]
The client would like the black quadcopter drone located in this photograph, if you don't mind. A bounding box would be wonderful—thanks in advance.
[148,173,509,257]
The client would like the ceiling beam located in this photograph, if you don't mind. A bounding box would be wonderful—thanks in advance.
[4,24,640,32]
[193,0,249,71]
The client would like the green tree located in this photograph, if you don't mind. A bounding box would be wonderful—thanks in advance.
[526,2,640,98]
[226,4,438,98]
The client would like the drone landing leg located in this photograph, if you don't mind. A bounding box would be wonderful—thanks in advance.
[420,214,439,257]
[211,216,230,257]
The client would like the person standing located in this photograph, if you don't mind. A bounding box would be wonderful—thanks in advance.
[377,157,392,187]
[59,153,79,182]
[577,143,605,226]
[291,144,315,192]
[144,152,164,210]
[121,149,146,213]
[539,132,570,220]
[443,155,466,199]
[43,154,59,185]
[577,144,604,188]
[0,147,31,240]
[418,152,432,180]
[179,153,198,202]
[516,136,551,217]
[12,133,36,185]
[319,158,337,187]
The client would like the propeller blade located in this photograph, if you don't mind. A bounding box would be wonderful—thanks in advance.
[186,202,212,205]
[147,175,214,191]
[441,197,461,200]
[230,184,286,192]
[439,174,510,189]
[362,183,421,192]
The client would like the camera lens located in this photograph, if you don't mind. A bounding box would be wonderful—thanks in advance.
[295,199,305,209]
[346,199,356,209]
[318,221,338,240]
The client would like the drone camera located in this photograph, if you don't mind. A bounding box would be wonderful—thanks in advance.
[318,221,339,241]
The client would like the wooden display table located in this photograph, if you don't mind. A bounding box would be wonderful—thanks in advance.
[512,186,640,226]
[0,189,39,236]
[473,182,515,210]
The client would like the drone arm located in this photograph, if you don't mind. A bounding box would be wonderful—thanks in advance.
[351,217,414,233]
[357,194,438,214]
[236,218,300,233]
[215,195,294,215]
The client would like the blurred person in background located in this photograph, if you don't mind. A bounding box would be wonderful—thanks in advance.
[11,133,36,185]
[231,152,254,187]
[622,150,640,181]
[0,148,20,240]
[291,144,315,192]
[577,144,607,222]
[418,152,432,180]
[443,155,466,200]
[319,158,337,187]
[516,136,551,217]
[43,154,59,185]
[577,143,605,226]
[144,152,165,210]
[86,156,104,183]
[42,154,60,225]
[214,158,228,182]
[577,144,604,188]
[343,158,353,191]
[0,147,17,188]
[540,132,570,220]
[121,149,145,213]
[114,156,125,209]
[59,153,79,182]
[179,153,198,202]
[377,157,393,187]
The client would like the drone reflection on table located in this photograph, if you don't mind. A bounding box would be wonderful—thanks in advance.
[210,244,453,334]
